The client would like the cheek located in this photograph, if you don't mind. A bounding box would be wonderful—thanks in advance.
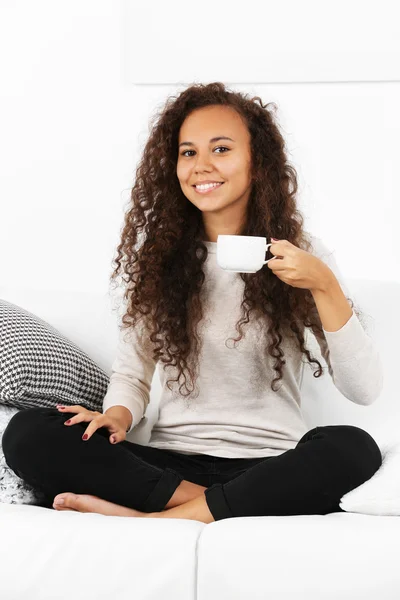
[224,156,250,179]
[176,163,190,183]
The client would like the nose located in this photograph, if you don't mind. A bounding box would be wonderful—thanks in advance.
[193,151,214,172]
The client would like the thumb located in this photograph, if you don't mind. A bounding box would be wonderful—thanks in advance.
[109,420,126,444]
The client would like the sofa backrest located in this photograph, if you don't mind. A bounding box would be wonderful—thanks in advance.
[0,278,396,449]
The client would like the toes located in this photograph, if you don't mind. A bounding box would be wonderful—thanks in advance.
[53,493,77,510]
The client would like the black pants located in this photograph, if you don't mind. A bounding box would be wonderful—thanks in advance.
[2,407,382,521]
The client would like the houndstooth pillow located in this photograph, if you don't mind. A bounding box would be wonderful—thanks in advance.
[0,299,109,412]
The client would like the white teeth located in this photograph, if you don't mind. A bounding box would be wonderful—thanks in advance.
[195,182,222,190]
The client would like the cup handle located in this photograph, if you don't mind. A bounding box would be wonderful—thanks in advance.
[263,243,278,265]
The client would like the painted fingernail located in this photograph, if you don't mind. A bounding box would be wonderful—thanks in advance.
[57,406,65,410]
[65,420,71,424]
[82,434,88,441]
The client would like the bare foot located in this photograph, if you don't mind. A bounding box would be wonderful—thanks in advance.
[149,494,216,523]
[52,493,148,518]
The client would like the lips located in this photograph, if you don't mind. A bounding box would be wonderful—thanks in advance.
[193,182,223,186]
[193,182,224,194]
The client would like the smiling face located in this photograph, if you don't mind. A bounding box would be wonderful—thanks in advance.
[176,105,253,242]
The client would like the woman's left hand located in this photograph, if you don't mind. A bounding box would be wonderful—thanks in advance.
[267,238,334,292]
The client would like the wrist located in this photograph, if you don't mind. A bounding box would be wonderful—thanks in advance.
[104,406,132,432]
[310,267,337,294]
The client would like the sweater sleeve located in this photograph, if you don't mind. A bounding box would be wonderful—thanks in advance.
[102,321,157,434]
[309,237,384,406]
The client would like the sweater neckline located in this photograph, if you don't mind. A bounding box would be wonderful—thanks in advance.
[203,241,217,254]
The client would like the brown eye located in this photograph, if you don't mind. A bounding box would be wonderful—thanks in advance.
[180,146,230,157]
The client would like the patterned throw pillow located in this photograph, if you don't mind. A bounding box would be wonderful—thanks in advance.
[0,299,109,412]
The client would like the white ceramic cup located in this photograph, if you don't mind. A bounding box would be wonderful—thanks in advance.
[217,235,277,273]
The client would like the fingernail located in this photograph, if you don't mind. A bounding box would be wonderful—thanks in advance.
[82,434,88,440]
[111,437,116,443]
[54,498,65,505]
[65,420,71,424]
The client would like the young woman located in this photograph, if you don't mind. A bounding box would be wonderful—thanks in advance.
[3,82,383,523]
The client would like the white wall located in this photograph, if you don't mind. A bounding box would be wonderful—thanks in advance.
[0,0,399,301]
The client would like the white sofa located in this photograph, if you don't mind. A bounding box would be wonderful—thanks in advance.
[0,279,399,600]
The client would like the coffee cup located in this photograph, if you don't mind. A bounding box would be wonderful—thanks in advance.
[216,235,277,273]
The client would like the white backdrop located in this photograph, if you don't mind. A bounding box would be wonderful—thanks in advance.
[0,0,398,297]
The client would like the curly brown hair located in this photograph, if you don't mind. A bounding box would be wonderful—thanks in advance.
[109,81,364,401]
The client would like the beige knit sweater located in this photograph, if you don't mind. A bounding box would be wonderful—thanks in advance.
[102,235,383,458]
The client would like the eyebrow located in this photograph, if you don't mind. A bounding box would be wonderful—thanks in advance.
[178,136,235,148]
